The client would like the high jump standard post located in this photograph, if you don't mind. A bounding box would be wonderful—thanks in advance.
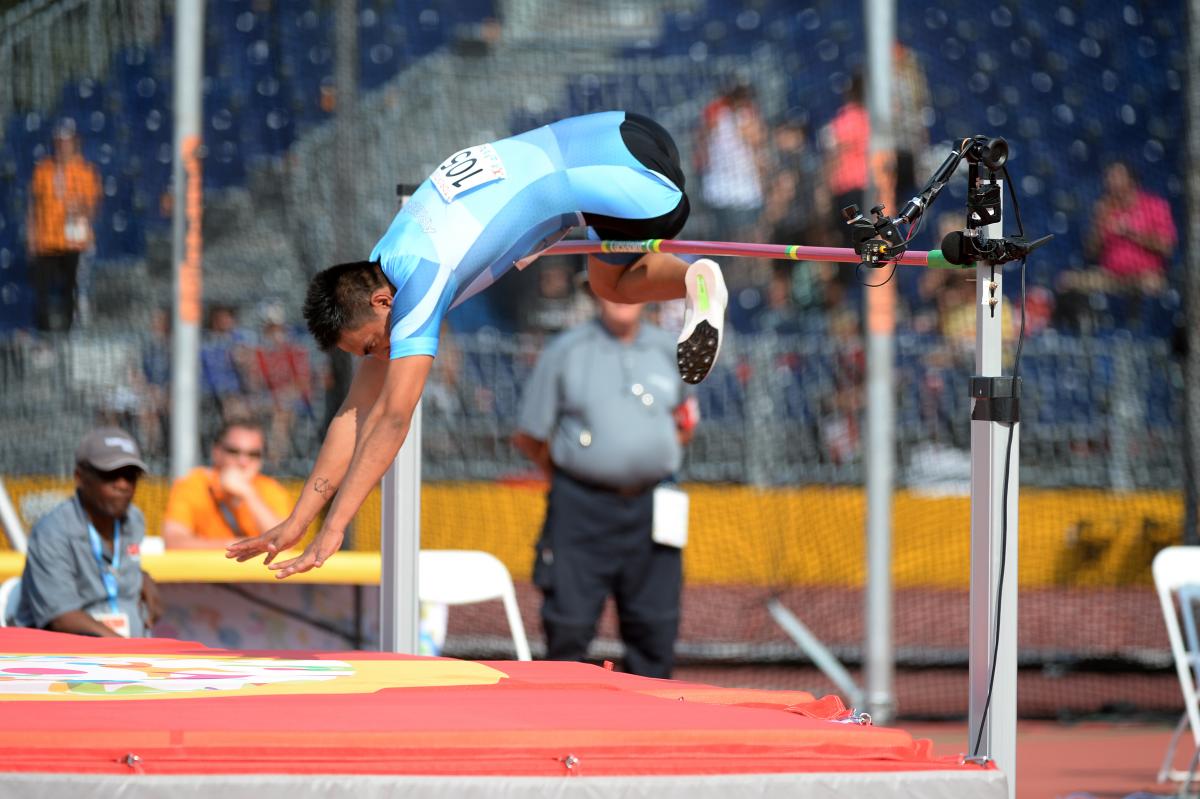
[377,232,1020,794]
[380,401,422,653]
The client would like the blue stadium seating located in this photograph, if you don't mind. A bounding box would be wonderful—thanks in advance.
[0,0,1185,336]
[0,0,506,330]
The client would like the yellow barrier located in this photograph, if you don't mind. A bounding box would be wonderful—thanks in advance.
[0,550,380,584]
[2,477,1182,589]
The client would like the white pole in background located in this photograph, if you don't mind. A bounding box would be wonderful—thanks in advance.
[169,0,204,479]
[380,402,422,653]
[0,478,27,554]
[863,0,897,725]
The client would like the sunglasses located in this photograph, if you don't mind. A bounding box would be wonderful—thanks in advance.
[82,464,142,483]
[220,443,263,459]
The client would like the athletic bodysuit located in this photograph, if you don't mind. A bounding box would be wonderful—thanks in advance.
[370,111,687,358]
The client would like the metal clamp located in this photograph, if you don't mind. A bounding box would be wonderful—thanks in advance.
[970,376,1021,424]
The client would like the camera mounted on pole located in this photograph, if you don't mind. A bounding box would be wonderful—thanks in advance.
[841,134,1050,269]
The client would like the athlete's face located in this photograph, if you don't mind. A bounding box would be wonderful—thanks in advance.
[337,291,392,361]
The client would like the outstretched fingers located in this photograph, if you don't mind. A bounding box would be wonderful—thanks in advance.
[268,532,342,579]
[269,550,323,579]
[226,536,268,561]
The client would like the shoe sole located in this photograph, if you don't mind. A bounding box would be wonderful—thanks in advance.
[677,319,720,385]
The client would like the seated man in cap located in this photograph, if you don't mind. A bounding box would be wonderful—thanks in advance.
[16,427,163,637]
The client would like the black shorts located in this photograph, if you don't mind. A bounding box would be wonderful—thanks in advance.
[581,113,691,241]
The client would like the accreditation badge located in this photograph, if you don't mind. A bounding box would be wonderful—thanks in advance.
[91,611,132,638]
[652,484,689,549]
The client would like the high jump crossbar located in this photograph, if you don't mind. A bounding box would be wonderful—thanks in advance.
[543,238,959,269]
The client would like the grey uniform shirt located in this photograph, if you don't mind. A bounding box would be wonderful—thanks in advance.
[16,494,148,637]
[517,319,689,490]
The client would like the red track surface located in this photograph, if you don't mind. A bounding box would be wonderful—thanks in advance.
[911,720,1187,799]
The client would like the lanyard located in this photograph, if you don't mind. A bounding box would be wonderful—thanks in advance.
[87,519,121,614]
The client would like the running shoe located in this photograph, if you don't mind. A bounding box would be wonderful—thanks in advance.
[676,258,727,384]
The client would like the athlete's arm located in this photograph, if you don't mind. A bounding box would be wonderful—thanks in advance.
[268,354,434,578]
[226,356,388,563]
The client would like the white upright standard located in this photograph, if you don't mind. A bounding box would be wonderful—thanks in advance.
[968,178,1019,799]
[380,401,422,653]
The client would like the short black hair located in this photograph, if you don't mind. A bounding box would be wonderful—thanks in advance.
[303,261,390,351]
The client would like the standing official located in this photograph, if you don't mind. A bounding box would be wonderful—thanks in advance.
[513,286,699,678]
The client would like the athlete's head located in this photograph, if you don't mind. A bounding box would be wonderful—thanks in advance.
[304,260,394,360]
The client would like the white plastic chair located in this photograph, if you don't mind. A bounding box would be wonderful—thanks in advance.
[0,576,21,627]
[418,550,532,661]
[1152,546,1200,790]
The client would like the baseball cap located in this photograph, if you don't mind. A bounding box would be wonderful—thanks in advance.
[75,427,148,472]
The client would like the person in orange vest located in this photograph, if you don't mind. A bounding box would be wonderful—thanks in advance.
[26,118,101,332]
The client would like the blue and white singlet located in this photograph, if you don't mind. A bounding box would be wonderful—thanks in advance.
[369,111,683,359]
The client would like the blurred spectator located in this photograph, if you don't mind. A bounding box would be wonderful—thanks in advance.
[694,81,767,244]
[821,309,865,465]
[25,119,101,332]
[891,44,932,204]
[1056,160,1178,333]
[162,419,291,549]
[129,307,172,458]
[822,73,870,306]
[763,111,828,246]
[823,73,869,245]
[762,112,835,316]
[513,285,698,678]
[16,427,162,637]
[912,213,1025,341]
[251,307,313,467]
[424,320,466,416]
[756,265,803,334]
[519,260,592,335]
[201,304,253,420]
[913,214,978,342]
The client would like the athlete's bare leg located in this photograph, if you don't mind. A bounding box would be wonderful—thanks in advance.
[585,252,689,304]
[585,253,728,385]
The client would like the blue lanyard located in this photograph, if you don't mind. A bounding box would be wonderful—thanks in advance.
[86,519,121,614]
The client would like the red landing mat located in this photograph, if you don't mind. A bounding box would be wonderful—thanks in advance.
[0,629,990,778]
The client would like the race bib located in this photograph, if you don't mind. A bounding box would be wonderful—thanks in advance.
[92,611,131,638]
[431,143,506,203]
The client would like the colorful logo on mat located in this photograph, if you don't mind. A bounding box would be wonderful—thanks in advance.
[0,654,506,700]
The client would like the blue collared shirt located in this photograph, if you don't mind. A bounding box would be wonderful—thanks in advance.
[16,493,148,636]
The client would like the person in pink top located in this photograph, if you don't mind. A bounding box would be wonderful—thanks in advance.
[822,73,870,296]
[1087,160,1177,292]
[824,73,869,214]
[1056,160,1177,333]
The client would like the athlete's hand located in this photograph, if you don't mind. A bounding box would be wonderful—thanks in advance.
[268,526,345,579]
[225,519,307,565]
